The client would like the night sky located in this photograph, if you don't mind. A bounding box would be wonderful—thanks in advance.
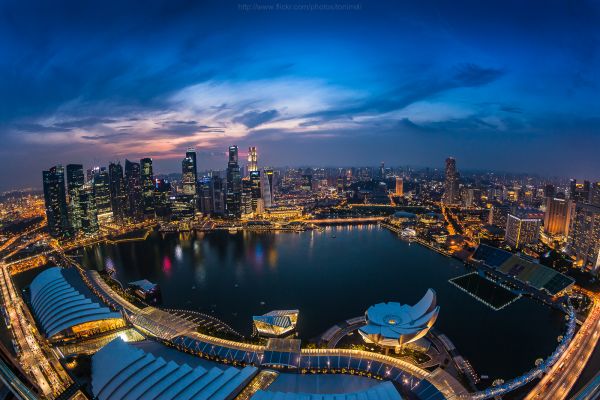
[1,0,599,190]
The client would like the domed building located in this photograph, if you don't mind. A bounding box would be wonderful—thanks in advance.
[358,289,439,353]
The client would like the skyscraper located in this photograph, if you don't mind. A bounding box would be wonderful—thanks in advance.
[43,165,71,238]
[569,203,600,273]
[544,197,575,237]
[264,168,274,205]
[108,162,127,223]
[66,164,84,232]
[261,170,273,208]
[124,159,142,220]
[395,177,404,197]
[241,177,253,216]
[79,186,99,234]
[182,155,197,197]
[570,179,591,203]
[443,157,460,205]
[226,146,242,218]
[591,182,600,207]
[249,170,262,211]
[140,158,155,217]
[93,168,112,220]
[186,147,198,181]
[248,146,258,173]
[505,212,542,248]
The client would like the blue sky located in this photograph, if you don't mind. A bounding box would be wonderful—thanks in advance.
[0,0,599,189]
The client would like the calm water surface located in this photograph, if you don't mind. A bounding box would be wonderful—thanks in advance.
[81,225,564,380]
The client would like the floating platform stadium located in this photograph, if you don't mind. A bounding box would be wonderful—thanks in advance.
[29,267,125,342]
[471,244,575,297]
[253,309,299,337]
[358,289,439,350]
[449,272,521,311]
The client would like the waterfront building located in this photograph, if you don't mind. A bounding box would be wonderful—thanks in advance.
[358,289,439,352]
[263,168,274,205]
[248,146,258,173]
[395,176,404,197]
[93,168,112,221]
[212,175,226,215]
[264,206,302,221]
[569,203,600,273]
[66,164,85,232]
[253,309,299,337]
[108,162,126,223]
[198,176,214,215]
[443,157,460,205]
[250,170,262,211]
[30,267,124,341]
[181,153,197,198]
[505,211,542,248]
[226,145,242,218]
[154,178,172,219]
[185,146,198,182]
[79,186,99,234]
[241,177,253,216]
[140,157,155,217]
[42,165,71,238]
[91,339,257,400]
[544,197,575,238]
[124,159,142,220]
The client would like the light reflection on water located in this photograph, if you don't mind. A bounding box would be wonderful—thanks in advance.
[81,226,564,379]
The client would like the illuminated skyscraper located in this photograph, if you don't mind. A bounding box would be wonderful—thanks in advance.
[249,170,261,211]
[226,146,242,218]
[124,159,142,219]
[182,155,197,197]
[93,168,112,220]
[140,157,155,217]
[395,177,404,197]
[43,165,71,238]
[186,147,198,181]
[66,164,84,232]
[505,212,541,248]
[241,177,253,216]
[570,179,591,203]
[544,197,575,237]
[108,162,126,223]
[443,157,460,205]
[79,186,99,234]
[569,203,600,273]
[248,146,258,173]
[261,170,272,208]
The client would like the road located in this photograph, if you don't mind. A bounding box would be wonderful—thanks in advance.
[525,290,600,400]
[0,261,72,398]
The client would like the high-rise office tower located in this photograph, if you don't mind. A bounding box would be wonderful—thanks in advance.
[79,186,99,234]
[108,162,126,223]
[43,165,71,238]
[212,175,226,215]
[198,176,214,215]
[264,169,274,204]
[379,162,385,179]
[248,146,258,173]
[182,155,197,198]
[301,170,312,192]
[505,212,542,248]
[186,147,198,181]
[140,158,155,217]
[66,164,85,232]
[591,182,600,207]
[154,178,172,219]
[93,168,112,220]
[443,157,460,205]
[261,171,272,208]
[241,177,253,216]
[395,177,404,197]
[249,170,262,211]
[226,146,242,218]
[569,203,600,273]
[544,197,575,237]
[124,159,142,220]
[570,179,591,203]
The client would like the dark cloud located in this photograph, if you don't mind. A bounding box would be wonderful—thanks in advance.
[233,109,280,128]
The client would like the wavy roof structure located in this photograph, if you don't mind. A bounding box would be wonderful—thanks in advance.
[253,381,403,400]
[358,289,439,348]
[91,339,257,400]
[30,267,122,339]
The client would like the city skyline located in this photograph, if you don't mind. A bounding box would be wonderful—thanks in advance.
[1,0,600,190]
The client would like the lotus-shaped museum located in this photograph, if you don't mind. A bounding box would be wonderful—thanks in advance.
[358,289,439,348]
